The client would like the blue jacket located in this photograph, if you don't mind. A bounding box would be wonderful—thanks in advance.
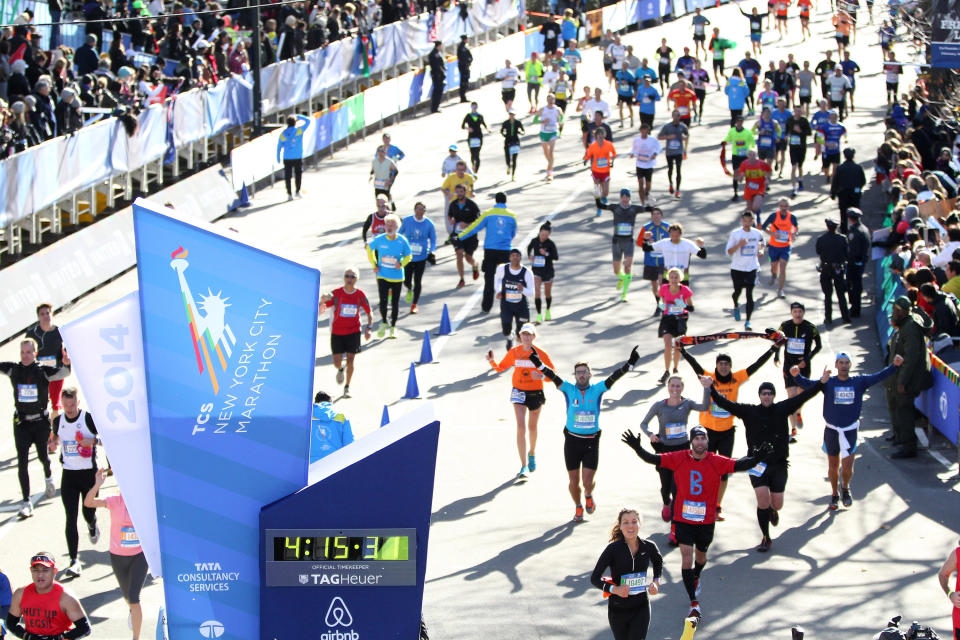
[399,216,437,261]
[458,204,517,251]
[310,403,355,463]
[635,85,660,115]
[384,144,405,161]
[725,78,749,110]
[795,366,896,427]
[277,115,311,162]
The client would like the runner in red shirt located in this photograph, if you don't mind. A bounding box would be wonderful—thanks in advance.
[622,423,772,621]
[736,149,773,216]
[774,0,790,37]
[937,545,960,640]
[584,127,617,217]
[6,552,90,640]
[667,80,698,128]
[797,0,812,39]
[320,266,373,396]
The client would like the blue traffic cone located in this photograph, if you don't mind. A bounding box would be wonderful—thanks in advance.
[380,405,390,427]
[437,304,452,336]
[403,362,420,399]
[238,183,251,207]
[418,330,433,364]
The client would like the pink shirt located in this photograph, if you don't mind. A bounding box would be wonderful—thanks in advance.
[105,495,142,556]
[658,284,693,315]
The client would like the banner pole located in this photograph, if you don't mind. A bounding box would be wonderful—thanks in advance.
[248,0,263,137]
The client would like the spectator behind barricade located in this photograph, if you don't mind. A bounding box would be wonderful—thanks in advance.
[306,12,326,50]
[8,25,35,67]
[83,0,108,58]
[31,79,56,140]
[931,333,960,370]
[76,35,100,77]
[54,87,82,135]
[159,24,185,61]
[885,296,933,459]
[229,41,250,75]
[326,7,343,42]
[310,391,354,463]
[944,261,960,298]
[7,101,40,154]
[7,60,30,103]
[279,16,305,61]
[213,32,230,78]
[920,283,960,337]
[108,32,127,75]
[192,40,218,86]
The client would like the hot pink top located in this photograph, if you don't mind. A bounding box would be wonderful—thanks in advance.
[658,284,693,316]
[105,495,142,556]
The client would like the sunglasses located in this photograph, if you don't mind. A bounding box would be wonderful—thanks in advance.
[31,554,55,565]
[344,274,357,279]
[759,391,775,396]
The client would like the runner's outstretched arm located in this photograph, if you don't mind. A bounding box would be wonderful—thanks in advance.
[528,350,563,387]
[709,386,747,418]
[621,429,660,465]
[745,342,780,377]
[678,343,705,375]
[604,346,640,388]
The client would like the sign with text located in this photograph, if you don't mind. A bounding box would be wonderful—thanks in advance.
[932,0,960,68]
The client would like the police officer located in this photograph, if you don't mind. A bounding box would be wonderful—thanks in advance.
[457,35,473,103]
[846,208,870,318]
[816,218,850,326]
[830,147,866,234]
[428,40,446,113]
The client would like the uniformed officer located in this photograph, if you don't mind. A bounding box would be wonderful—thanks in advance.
[845,207,870,318]
[816,218,850,325]
[830,148,866,235]
[428,40,446,113]
[457,35,473,103]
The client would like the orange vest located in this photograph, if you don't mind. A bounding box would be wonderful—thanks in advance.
[767,210,795,248]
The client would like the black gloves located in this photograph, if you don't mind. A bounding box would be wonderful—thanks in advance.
[753,441,775,462]
[621,429,642,453]
[627,345,640,367]
[528,350,543,369]
[427,252,437,265]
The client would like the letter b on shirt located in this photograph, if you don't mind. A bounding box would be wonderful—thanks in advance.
[690,470,703,496]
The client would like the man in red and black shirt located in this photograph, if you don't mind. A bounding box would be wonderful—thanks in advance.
[623,415,772,620]
[320,267,373,396]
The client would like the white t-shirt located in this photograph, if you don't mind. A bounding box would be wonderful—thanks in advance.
[652,238,701,271]
[606,44,627,65]
[496,66,519,89]
[631,135,662,169]
[543,70,559,92]
[825,74,852,101]
[540,106,561,133]
[726,227,765,271]
[581,98,611,120]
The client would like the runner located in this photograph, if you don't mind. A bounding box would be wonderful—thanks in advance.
[658,110,690,198]
[795,60,816,117]
[691,7,711,60]
[600,190,651,303]
[638,376,712,527]
[441,144,467,179]
[461,102,490,173]
[740,5,768,55]
[524,52,545,113]
[792,353,902,509]
[753,106,781,168]
[584,126,617,216]
[621,426,774,618]
[538,93,562,181]
[5,553,91,639]
[606,36,627,89]
[676,47,697,77]
[708,28,729,85]
[678,338,781,519]
[882,50,902,105]
[366,213,412,339]
[667,79,697,130]
[635,75,661,128]
[440,160,476,211]
[757,80,779,112]
[276,114,310,200]
[563,40,582,94]
[840,51,860,113]
[722,115,756,201]
[591,508,662,639]
[399,203,437,314]
[530,346,639,520]
[380,132,405,162]
[543,61,561,97]
[579,88,611,150]
[735,148,773,216]
[495,59,520,112]
[447,184,481,288]
[775,0,790,37]
[500,109,524,181]
[369,145,399,211]
[784,109,812,196]
[724,70,750,124]
[457,192,518,313]
[0,340,70,518]
[810,99,831,161]
[641,207,672,312]
[656,268,695,384]
[774,302,823,438]
[49,388,99,578]
[655,39,674,94]
[614,61,637,129]
[689,60,710,123]
[26,304,64,426]
[629,125,662,205]
[770,98,792,177]
[936,545,960,640]
[642,223,707,287]
[817,109,847,182]
[319,267,373,395]
[798,0,812,39]
[760,199,799,298]
[824,67,852,120]
[486,324,554,479]
[726,211,766,330]
[554,71,572,130]
[832,9,854,55]
[738,52,762,115]
[493,248,535,349]
[815,51,837,99]
[83,469,149,640]
[527,223,559,323]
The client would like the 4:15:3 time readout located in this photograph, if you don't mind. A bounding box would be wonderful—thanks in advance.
[272,536,409,562]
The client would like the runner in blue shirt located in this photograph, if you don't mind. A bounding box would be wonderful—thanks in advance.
[528,346,640,521]
[563,41,583,93]
[738,53,763,115]
[635,76,661,128]
[752,107,781,163]
[399,203,437,314]
[770,98,792,177]
[634,60,658,84]
[276,114,310,199]
[839,52,860,112]
[615,62,638,129]
[817,110,846,182]
[642,209,671,311]
[675,47,697,76]
[366,213,413,338]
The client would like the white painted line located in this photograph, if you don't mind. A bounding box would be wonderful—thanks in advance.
[928,447,954,471]
[0,492,46,543]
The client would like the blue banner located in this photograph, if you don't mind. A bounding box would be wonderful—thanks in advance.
[408,72,425,108]
[316,111,333,151]
[133,200,320,640]
[637,0,661,19]
[333,106,349,142]
[916,364,960,446]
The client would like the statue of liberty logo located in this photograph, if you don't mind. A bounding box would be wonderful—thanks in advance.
[171,247,237,394]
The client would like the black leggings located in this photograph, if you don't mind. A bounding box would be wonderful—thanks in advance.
[61,468,98,561]
[666,155,683,190]
[404,260,427,304]
[695,89,706,119]
[608,601,651,640]
[731,269,757,321]
[504,146,518,175]
[377,279,402,326]
[500,303,529,337]
[653,441,687,504]
[283,158,303,194]
[469,145,481,172]
[110,552,149,604]
[15,418,52,502]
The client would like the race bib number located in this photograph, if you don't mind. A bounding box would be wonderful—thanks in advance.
[468,137,481,148]
[381,255,398,268]
[759,136,772,147]
[510,388,527,404]
[595,158,609,168]
[668,139,682,150]
[373,177,387,189]
[616,222,633,236]
[786,337,805,355]
[710,402,730,418]
[508,145,520,155]
[775,229,790,243]
[682,500,707,522]
[740,244,756,256]
[664,422,686,439]
[789,135,801,146]
[339,303,358,318]
[747,181,761,190]
[621,572,647,595]
[826,140,839,151]
[745,69,756,78]
[533,255,547,267]
[409,242,423,255]
[748,461,767,477]
[120,526,140,547]
[642,96,652,103]
[713,49,723,60]
[574,411,596,426]
[649,251,663,259]
[505,290,523,302]
[667,303,686,315]
[618,83,631,94]
[799,87,810,96]
[677,106,690,116]
[834,387,855,405]
[63,441,79,456]
[37,356,56,368]
[17,384,38,403]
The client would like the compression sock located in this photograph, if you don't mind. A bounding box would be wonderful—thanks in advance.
[746,294,755,320]
[535,297,542,314]
[622,273,632,295]
[601,196,607,205]
[682,568,697,601]
[595,197,602,209]
[757,507,771,539]
[694,561,706,579]
[546,296,552,309]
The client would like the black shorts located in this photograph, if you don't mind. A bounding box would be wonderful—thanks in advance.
[799,93,812,104]
[783,364,810,387]
[453,235,479,255]
[658,314,688,337]
[673,521,715,552]
[637,167,653,180]
[712,60,724,72]
[580,117,590,133]
[110,552,149,604]
[694,88,706,105]
[618,94,633,105]
[748,459,788,492]
[789,145,806,165]
[775,138,788,152]
[556,99,567,112]
[374,187,392,199]
[693,33,705,42]
[511,388,545,410]
[532,266,555,282]
[886,81,898,94]
[331,332,362,354]
[639,112,655,127]
[836,34,850,45]
[776,13,787,20]
[642,264,664,281]
[758,147,775,161]
[564,429,600,470]
[732,155,747,174]
[823,151,840,167]
[707,427,735,457]
[603,60,613,72]
[502,88,516,103]
[731,269,757,290]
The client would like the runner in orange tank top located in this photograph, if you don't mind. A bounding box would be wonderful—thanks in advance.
[937,544,960,640]
[6,552,90,640]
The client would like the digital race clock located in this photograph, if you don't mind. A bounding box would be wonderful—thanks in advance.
[263,528,417,587]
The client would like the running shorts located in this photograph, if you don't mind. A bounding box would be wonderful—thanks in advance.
[603,60,613,72]
[693,33,705,42]
[331,332,362,355]
[501,88,516,104]
[564,429,600,470]
[743,187,765,202]
[110,552,149,604]
[789,144,806,165]
[636,167,653,180]
[748,458,788,492]
[580,117,590,133]
[730,269,757,290]
[775,138,787,152]
[511,388,545,410]
[657,314,688,337]
[751,32,762,42]
[732,155,747,174]
[674,521,715,552]
[453,234,479,255]
[592,170,611,182]
[540,131,559,143]
[767,244,791,262]
[799,93,811,104]
[776,13,787,20]
[556,99,568,112]
[642,264,664,281]
[707,427,736,480]
[783,363,810,387]
[612,236,636,261]
[823,151,841,167]
[886,81,898,95]
[713,60,724,72]
[618,94,633,105]
[822,424,859,457]
[639,112,655,127]
[532,266,555,282]
[758,147,775,161]
[836,34,849,45]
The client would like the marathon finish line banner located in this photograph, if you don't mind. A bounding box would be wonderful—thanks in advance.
[932,0,960,68]
[133,199,321,640]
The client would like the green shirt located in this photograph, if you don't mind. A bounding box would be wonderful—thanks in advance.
[723,127,756,157]
[943,276,960,298]
[525,60,544,84]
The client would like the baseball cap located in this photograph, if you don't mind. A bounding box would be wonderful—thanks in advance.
[893,295,911,310]
[689,425,709,440]
[835,352,851,363]
[846,207,863,218]
[519,322,537,335]
[790,301,805,310]
[448,144,457,151]
[31,553,56,569]
[825,217,839,228]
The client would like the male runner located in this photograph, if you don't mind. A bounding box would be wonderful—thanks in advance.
[815,52,837,99]
[761,199,799,298]
[798,0,812,38]
[524,52,545,112]
[366,214,412,339]
[440,160,476,210]
[753,106,781,166]
[584,126,617,216]
[792,353,902,509]
[655,39,674,93]
[495,59,520,112]
[538,94,562,180]
[458,192,518,313]
[369,145,399,210]
[493,249,535,350]
[579,88,611,150]
[735,149,773,216]
[658,110,689,197]
[635,76,661,128]
[667,79,697,129]
[810,99,831,160]
[629,125,662,205]
[676,47,697,77]
[738,52,762,115]
[461,102,490,173]
[771,98,792,176]
[824,67,852,120]
[710,372,828,552]
[26,304,65,426]
[691,7,711,59]
[817,109,847,183]
[840,51,860,112]
[740,5,768,54]
[795,61,816,116]
[883,51,902,105]
[642,224,707,285]
[563,40,582,94]
[6,552,91,639]
[726,211,766,330]
[723,116,756,201]
[362,198,390,244]
[708,28,729,85]
[621,426,774,618]
[785,108,812,196]
[447,183,481,287]
[614,61,637,128]
[774,302,823,438]
[320,267,373,395]
[641,208,671,312]
[601,190,653,302]
[399,203,437,314]
[775,0,790,37]
[530,346,640,521]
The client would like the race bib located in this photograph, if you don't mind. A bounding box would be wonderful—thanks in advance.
[775,229,790,243]
[799,87,810,96]
[339,303,358,318]
[710,402,731,418]
[37,356,56,368]
[373,177,387,189]
[508,145,520,155]
[618,83,631,94]
[649,251,663,259]
[834,387,855,405]
[505,290,523,302]
[595,158,609,168]
[616,222,633,236]
[120,526,140,547]
[745,69,756,78]
[748,461,767,477]
[621,571,647,595]
[678,106,689,116]
[740,244,756,256]
[747,181,761,190]
[510,388,526,403]
[17,384,38,403]
[574,411,596,426]
[63,441,79,456]
[759,136,772,147]
[642,96,652,103]
[381,255,398,268]
[469,137,481,148]
[667,302,686,315]
[409,242,423,255]
[682,500,707,522]
[786,337,805,355]
[713,50,723,60]
[664,422,686,439]
[668,139,682,150]
[826,140,839,151]
[533,255,547,267]
[789,135,801,146]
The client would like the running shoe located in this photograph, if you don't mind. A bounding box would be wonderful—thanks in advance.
[769,508,779,527]
[535,313,543,324]
[798,180,804,191]
[343,385,350,397]
[668,531,679,547]
[457,278,465,288]
[661,504,671,522]
[573,505,584,522]
[791,426,797,437]
[517,465,529,479]
[507,167,511,176]
[406,289,414,303]
[791,187,798,197]
[716,506,725,521]
[777,289,785,298]
[658,370,670,385]
[45,478,56,498]
[585,496,596,514]
[287,194,294,201]
[675,190,681,198]
[64,560,82,577]
[377,322,386,338]
[748,108,755,116]
[668,183,674,194]
[841,487,852,507]
[528,454,536,472]
[829,494,839,511]
[730,194,739,202]
[89,523,100,544]
[620,291,628,303]
[18,501,33,519]
[410,304,418,314]
[797,414,804,429]
[596,208,603,217]
[472,266,480,280]
[733,307,741,321]
[756,537,772,553]
[336,367,345,385]
[295,191,303,199]
[745,321,752,331]
[389,326,396,339]
[688,602,702,619]
[789,436,797,444]
[768,274,777,286]
[544,309,552,321]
